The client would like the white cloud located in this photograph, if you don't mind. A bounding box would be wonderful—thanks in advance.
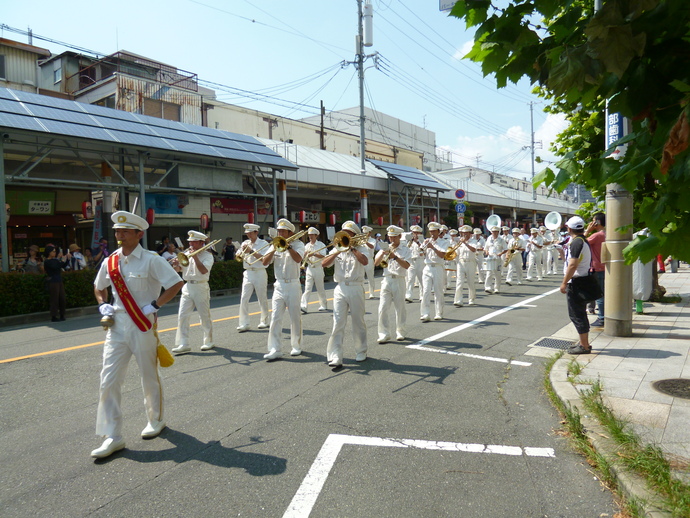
[453,40,475,60]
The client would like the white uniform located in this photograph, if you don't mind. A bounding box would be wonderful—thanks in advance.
[420,237,449,320]
[543,231,557,274]
[377,244,412,341]
[363,236,377,298]
[326,244,369,365]
[175,249,214,348]
[266,239,305,355]
[505,237,524,285]
[239,237,269,328]
[526,234,544,280]
[445,235,459,288]
[453,237,478,306]
[484,235,506,293]
[94,245,182,438]
[405,238,424,301]
[475,236,486,283]
[301,240,328,311]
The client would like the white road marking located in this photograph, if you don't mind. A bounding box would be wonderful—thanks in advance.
[284,433,555,517]
[406,288,560,366]
[407,344,532,366]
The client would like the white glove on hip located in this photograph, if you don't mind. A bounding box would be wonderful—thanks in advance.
[141,304,158,316]
[99,303,115,316]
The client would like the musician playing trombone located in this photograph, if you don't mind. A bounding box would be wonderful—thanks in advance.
[300,227,328,313]
[375,225,411,343]
[453,225,478,307]
[172,231,216,354]
[321,220,369,367]
[420,221,449,322]
[237,223,269,332]
[262,218,306,360]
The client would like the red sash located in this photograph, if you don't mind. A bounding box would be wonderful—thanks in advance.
[107,253,152,332]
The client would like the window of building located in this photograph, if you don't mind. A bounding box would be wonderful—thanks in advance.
[93,95,116,109]
[53,67,62,84]
[0,55,6,79]
[143,98,181,122]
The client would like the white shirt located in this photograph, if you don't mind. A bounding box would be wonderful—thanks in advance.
[379,243,411,277]
[529,234,544,251]
[485,235,507,257]
[269,240,305,281]
[330,244,368,283]
[423,237,448,265]
[181,250,214,282]
[458,237,479,262]
[94,244,181,311]
[242,238,269,270]
[304,240,326,268]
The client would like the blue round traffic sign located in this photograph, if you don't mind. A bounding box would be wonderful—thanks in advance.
[455,202,466,214]
[455,189,466,200]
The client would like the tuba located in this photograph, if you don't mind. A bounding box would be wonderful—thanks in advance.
[486,214,501,230]
[544,211,562,231]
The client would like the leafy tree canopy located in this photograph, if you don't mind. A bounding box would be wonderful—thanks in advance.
[450,0,690,262]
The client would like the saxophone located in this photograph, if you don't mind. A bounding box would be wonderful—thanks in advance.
[503,239,519,268]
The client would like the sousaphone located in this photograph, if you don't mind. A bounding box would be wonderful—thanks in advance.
[485,214,502,230]
[544,211,562,230]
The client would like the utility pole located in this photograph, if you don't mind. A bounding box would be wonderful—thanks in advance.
[319,100,326,150]
[530,101,536,203]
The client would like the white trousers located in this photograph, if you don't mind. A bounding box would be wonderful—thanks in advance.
[268,280,302,353]
[327,283,367,363]
[175,282,213,347]
[239,269,268,327]
[364,260,377,298]
[405,257,424,299]
[445,259,457,288]
[476,254,485,282]
[506,255,523,284]
[527,250,544,279]
[96,313,161,438]
[454,260,477,304]
[484,266,501,292]
[421,264,445,318]
[378,276,406,339]
[301,266,327,310]
[545,249,557,274]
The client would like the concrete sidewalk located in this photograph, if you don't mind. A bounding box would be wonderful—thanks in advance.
[542,264,690,516]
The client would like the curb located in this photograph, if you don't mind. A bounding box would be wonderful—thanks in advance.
[549,356,673,518]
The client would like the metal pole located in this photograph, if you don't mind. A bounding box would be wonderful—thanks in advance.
[530,101,536,202]
[0,137,8,272]
[138,152,148,249]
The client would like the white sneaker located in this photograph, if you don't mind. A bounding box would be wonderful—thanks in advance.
[355,352,367,362]
[493,289,499,294]
[420,314,430,322]
[141,420,166,439]
[517,282,523,285]
[377,335,390,344]
[200,344,214,351]
[484,289,492,294]
[264,349,283,360]
[172,345,191,354]
[454,301,463,307]
[236,325,250,332]
[257,322,269,329]
[328,358,342,367]
[300,306,307,314]
[396,334,405,341]
[91,437,125,458]
[434,315,443,321]
[467,300,476,305]
[318,307,328,311]
[290,348,302,356]
[537,277,543,281]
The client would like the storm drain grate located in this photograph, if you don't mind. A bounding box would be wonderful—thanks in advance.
[652,379,690,400]
[530,337,577,350]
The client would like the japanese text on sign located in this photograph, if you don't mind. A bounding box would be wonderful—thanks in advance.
[28,201,52,214]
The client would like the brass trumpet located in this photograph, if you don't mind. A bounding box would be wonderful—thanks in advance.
[246,229,308,265]
[177,239,221,267]
[379,245,397,268]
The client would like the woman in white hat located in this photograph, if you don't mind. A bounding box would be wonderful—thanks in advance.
[301,227,328,312]
[375,225,411,342]
[405,225,424,302]
[237,223,270,332]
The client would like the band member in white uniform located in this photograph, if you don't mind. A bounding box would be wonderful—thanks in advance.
[445,228,459,288]
[321,221,369,367]
[484,226,507,293]
[375,225,411,343]
[172,231,215,354]
[453,225,478,307]
[420,221,449,322]
[301,227,328,312]
[526,227,544,281]
[237,223,269,332]
[405,224,424,302]
[473,228,486,283]
[262,218,306,360]
[500,226,511,278]
[92,211,183,458]
[361,225,377,299]
[542,226,557,274]
[505,228,525,286]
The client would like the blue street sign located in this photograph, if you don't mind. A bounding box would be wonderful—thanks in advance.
[455,189,466,200]
[455,202,466,214]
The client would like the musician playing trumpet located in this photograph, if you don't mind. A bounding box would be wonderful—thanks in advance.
[374,225,411,343]
[420,221,449,322]
[405,225,424,302]
[172,231,216,354]
[237,223,269,332]
[262,218,306,360]
[453,225,478,307]
[505,228,525,286]
[300,227,328,313]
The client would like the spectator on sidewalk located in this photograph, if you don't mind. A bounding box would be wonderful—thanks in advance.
[585,212,606,327]
[21,245,43,274]
[68,244,87,271]
[222,237,236,261]
[560,217,592,354]
[43,245,69,322]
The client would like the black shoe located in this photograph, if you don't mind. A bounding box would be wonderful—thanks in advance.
[568,344,591,355]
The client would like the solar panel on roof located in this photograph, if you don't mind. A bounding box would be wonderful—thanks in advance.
[367,159,448,191]
[0,87,296,170]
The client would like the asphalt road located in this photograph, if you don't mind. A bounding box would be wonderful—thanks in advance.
[0,273,618,517]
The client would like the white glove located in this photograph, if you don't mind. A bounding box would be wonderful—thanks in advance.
[141,304,158,316]
[99,303,115,316]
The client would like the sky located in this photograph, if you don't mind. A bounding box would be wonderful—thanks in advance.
[2,0,568,180]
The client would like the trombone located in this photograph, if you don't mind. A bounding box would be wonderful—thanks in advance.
[246,229,308,265]
[299,231,368,268]
[444,236,468,261]
[177,239,222,267]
